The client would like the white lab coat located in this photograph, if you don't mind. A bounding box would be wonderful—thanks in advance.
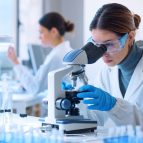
[14,41,72,94]
[84,54,143,126]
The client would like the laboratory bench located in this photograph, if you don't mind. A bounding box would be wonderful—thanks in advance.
[0,113,105,143]
[0,80,47,115]
[0,113,143,143]
[1,81,143,142]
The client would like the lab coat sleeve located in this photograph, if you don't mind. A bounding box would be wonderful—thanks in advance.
[108,98,143,126]
[14,64,39,94]
[86,63,143,126]
[13,55,65,94]
[96,67,143,126]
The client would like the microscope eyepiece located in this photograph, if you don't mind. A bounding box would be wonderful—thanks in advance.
[82,42,107,64]
[63,42,107,65]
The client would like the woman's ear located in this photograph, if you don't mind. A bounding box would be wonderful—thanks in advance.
[128,31,135,41]
[128,31,135,46]
[51,27,58,35]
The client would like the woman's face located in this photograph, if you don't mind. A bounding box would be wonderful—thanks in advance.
[91,29,130,66]
[39,25,53,47]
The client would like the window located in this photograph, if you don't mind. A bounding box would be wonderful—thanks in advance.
[18,0,43,60]
[0,0,17,51]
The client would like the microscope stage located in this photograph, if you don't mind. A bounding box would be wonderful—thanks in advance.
[44,118,97,134]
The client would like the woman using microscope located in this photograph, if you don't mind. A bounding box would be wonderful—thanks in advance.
[76,3,143,126]
[7,12,74,94]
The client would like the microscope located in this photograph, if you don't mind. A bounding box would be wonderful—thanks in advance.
[45,42,107,133]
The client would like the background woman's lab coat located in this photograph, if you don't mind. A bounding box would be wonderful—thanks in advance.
[14,41,72,94]
[84,53,143,126]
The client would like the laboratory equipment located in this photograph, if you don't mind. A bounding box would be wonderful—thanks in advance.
[0,110,4,128]
[103,125,143,143]
[1,73,13,132]
[1,112,143,142]
[28,44,51,74]
[45,42,107,133]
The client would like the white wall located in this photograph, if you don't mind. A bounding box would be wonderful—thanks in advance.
[0,0,17,48]
[19,0,43,60]
[60,0,84,49]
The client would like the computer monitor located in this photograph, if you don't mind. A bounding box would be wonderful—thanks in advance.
[0,37,13,73]
[28,44,52,74]
[0,51,13,70]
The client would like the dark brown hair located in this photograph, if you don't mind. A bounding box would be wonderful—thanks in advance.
[39,12,74,36]
[90,3,141,36]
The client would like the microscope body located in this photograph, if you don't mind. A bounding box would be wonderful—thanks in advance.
[45,42,107,133]
[46,65,73,124]
[45,65,97,133]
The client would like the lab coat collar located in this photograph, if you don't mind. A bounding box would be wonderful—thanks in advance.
[53,41,70,51]
[109,66,123,99]
[109,52,143,101]
[124,54,143,100]
[109,54,143,100]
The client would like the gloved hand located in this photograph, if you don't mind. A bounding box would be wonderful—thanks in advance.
[61,82,74,90]
[77,85,117,111]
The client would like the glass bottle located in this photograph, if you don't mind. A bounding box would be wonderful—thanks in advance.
[1,73,13,132]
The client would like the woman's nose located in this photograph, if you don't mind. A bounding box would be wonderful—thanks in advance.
[39,35,42,40]
[103,52,110,57]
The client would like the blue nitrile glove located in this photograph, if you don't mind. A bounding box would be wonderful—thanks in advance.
[61,81,74,90]
[77,85,117,111]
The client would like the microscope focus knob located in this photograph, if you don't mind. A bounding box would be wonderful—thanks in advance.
[56,98,72,110]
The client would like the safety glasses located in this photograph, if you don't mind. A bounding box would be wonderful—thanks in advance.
[88,33,128,54]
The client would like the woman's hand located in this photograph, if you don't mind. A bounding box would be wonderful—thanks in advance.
[7,46,20,65]
[77,85,117,111]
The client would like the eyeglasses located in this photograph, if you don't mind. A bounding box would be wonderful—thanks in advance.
[87,33,128,54]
